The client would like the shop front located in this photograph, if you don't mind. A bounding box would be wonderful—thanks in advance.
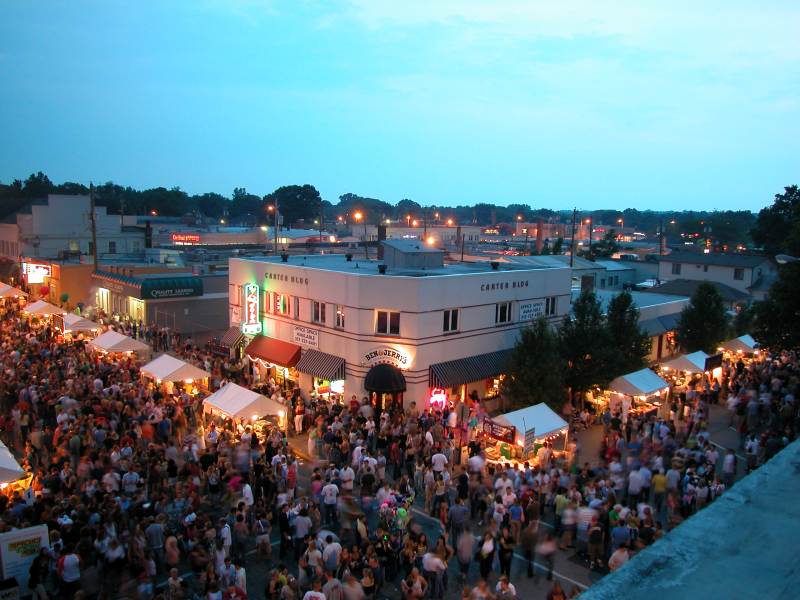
[296,348,346,403]
[244,334,302,390]
[364,363,406,413]
[428,348,513,412]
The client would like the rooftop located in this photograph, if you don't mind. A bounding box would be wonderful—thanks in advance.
[580,439,800,600]
[594,259,636,271]
[658,251,770,268]
[644,278,750,302]
[577,289,689,312]
[242,252,562,277]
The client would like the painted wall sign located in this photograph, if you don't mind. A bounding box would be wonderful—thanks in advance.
[362,346,411,369]
[265,270,310,285]
[480,279,529,292]
[518,300,545,321]
[293,325,319,348]
[241,283,261,334]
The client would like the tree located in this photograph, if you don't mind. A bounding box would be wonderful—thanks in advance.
[504,318,567,412]
[396,198,421,219]
[752,262,800,350]
[265,184,322,227]
[606,291,651,376]
[559,290,616,401]
[675,283,729,353]
[552,237,564,255]
[751,185,800,257]
[22,172,54,198]
[591,230,620,258]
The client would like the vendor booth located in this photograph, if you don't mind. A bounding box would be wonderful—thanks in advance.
[662,351,710,373]
[608,368,669,419]
[54,313,101,336]
[720,334,758,355]
[482,403,569,465]
[89,330,151,356]
[203,382,287,434]
[140,354,211,395]
[22,299,62,317]
[0,441,28,497]
[0,284,27,299]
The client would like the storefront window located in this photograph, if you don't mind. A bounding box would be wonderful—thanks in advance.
[485,375,504,399]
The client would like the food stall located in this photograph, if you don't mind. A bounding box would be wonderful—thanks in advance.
[53,313,101,338]
[720,334,758,356]
[0,284,27,301]
[140,353,211,396]
[22,299,62,318]
[0,441,29,499]
[203,382,287,435]
[89,330,152,358]
[608,368,670,419]
[482,403,569,465]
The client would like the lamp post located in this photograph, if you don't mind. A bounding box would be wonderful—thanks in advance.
[517,215,529,254]
[267,204,278,253]
[585,217,593,256]
[406,214,411,228]
[354,211,368,259]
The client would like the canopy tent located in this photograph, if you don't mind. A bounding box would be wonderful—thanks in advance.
[59,313,101,333]
[493,403,569,443]
[140,354,211,383]
[203,382,285,419]
[721,334,758,354]
[662,351,710,373]
[609,368,669,397]
[0,284,27,299]
[89,330,151,354]
[0,441,25,483]
[23,299,62,316]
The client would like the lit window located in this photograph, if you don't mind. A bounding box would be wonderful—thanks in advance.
[274,293,288,315]
[335,305,345,329]
[443,309,459,332]
[376,310,400,335]
[495,302,512,324]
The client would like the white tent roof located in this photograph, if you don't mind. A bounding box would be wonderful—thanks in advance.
[89,330,151,354]
[609,368,670,397]
[61,313,100,333]
[721,334,758,353]
[24,299,62,316]
[662,350,710,373]
[203,382,285,419]
[0,441,25,483]
[494,403,568,440]
[140,354,211,382]
[0,284,27,298]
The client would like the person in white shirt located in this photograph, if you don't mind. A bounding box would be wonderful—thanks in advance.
[608,545,629,571]
[321,480,339,524]
[431,452,448,474]
[302,579,326,600]
[340,466,354,493]
[322,536,342,572]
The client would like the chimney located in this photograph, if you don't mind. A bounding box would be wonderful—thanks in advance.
[536,219,545,253]
[377,225,387,260]
[378,264,387,274]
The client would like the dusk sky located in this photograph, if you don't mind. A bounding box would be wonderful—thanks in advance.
[1,1,798,210]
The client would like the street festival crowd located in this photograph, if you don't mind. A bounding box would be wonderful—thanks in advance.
[0,301,798,600]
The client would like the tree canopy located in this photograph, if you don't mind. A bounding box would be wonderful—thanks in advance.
[751,185,800,257]
[751,262,800,351]
[675,283,729,353]
[606,291,651,374]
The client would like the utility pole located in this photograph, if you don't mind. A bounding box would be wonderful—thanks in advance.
[274,198,279,254]
[587,215,594,259]
[319,204,324,251]
[659,217,664,256]
[90,182,98,272]
[569,208,577,268]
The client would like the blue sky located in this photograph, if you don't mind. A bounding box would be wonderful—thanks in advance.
[0,0,798,210]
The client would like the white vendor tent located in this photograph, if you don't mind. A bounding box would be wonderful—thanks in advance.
[140,354,211,383]
[203,382,285,419]
[494,403,569,443]
[609,368,669,397]
[662,350,710,373]
[23,299,62,316]
[0,441,25,483]
[0,284,27,298]
[721,334,758,354]
[89,330,151,354]
[60,313,101,333]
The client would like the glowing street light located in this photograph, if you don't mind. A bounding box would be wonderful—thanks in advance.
[353,211,368,258]
[426,235,436,246]
[412,219,418,227]
[446,218,454,226]
[406,214,411,227]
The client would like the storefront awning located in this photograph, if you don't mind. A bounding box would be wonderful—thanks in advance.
[296,349,345,381]
[429,349,513,388]
[220,326,245,348]
[245,335,301,368]
[609,368,669,397]
[365,363,406,393]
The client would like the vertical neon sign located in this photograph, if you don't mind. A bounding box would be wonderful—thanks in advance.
[241,283,261,334]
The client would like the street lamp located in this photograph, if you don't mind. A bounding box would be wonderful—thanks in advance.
[266,204,278,253]
[412,219,418,227]
[354,211,368,258]
[446,218,454,226]
[406,214,411,227]
[585,217,593,255]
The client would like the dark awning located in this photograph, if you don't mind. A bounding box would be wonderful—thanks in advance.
[296,349,345,381]
[364,364,406,393]
[245,335,301,367]
[429,349,513,388]
[220,326,244,348]
[140,276,203,299]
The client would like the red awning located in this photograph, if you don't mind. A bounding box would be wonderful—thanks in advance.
[245,335,301,368]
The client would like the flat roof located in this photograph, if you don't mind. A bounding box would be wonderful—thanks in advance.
[580,289,689,312]
[238,253,562,277]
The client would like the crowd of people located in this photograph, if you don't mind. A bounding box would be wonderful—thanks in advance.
[0,294,798,600]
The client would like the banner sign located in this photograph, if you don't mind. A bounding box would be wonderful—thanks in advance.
[524,428,537,455]
[0,525,49,593]
[483,417,515,444]
[241,283,261,334]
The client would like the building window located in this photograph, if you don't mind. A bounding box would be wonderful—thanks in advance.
[274,293,288,315]
[545,297,557,316]
[734,268,744,280]
[671,263,681,275]
[108,241,116,254]
[335,305,345,329]
[443,309,459,332]
[376,310,400,335]
[293,296,300,320]
[495,302,512,324]
[703,265,709,272]
[312,301,326,324]
[600,278,606,288]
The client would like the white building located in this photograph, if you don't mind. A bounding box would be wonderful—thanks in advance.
[227,240,572,411]
[656,251,775,297]
[0,195,144,260]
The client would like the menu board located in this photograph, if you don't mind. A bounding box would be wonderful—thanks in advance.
[483,417,516,444]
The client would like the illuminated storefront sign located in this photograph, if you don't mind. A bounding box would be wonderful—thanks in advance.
[171,233,201,245]
[241,283,261,334]
[23,263,51,284]
[428,387,448,410]
[362,346,411,369]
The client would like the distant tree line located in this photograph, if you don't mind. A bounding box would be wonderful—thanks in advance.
[0,171,759,243]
